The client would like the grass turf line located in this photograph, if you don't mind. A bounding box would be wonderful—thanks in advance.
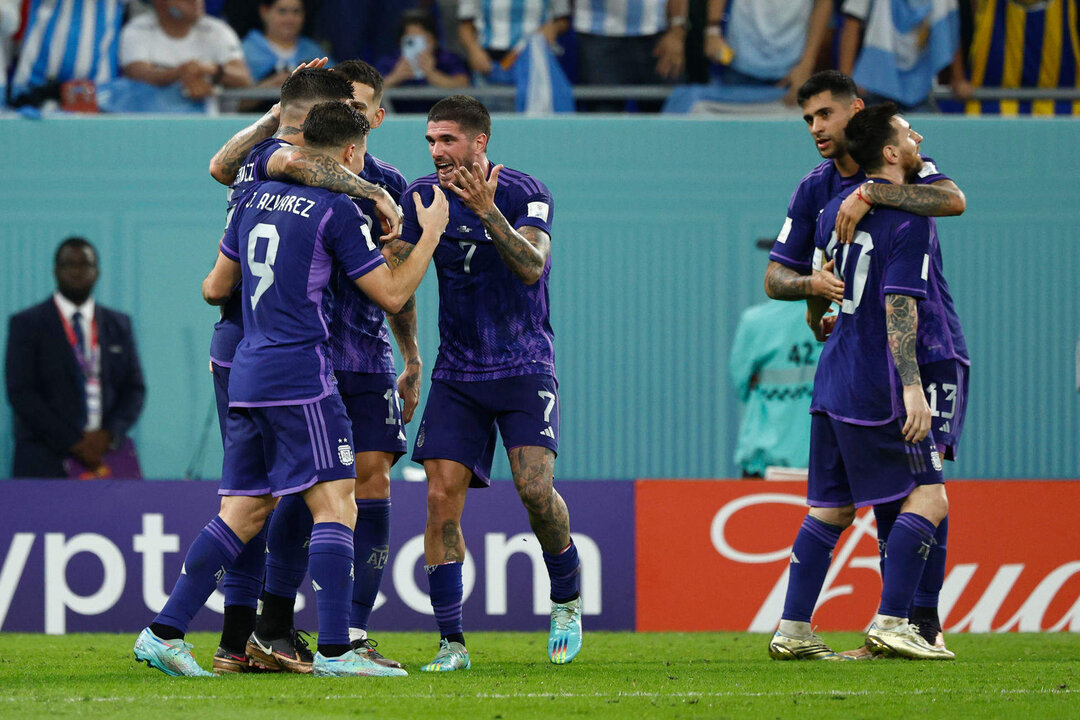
[1,632,1078,718]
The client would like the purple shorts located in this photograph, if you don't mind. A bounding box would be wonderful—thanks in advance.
[921,359,968,461]
[220,394,356,497]
[808,412,944,509]
[335,371,408,464]
[412,375,559,487]
[212,361,231,446]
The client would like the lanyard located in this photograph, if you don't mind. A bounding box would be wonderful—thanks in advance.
[55,301,100,378]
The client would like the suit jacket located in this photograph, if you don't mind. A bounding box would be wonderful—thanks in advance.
[5,298,146,478]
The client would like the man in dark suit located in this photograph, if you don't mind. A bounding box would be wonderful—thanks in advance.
[5,237,146,478]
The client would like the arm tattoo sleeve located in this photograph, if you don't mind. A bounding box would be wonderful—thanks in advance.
[384,241,420,361]
[764,261,812,300]
[212,112,279,183]
[865,182,961,217]
[885,293,921,386]
[275,147,385,199]
[480,209,549,283]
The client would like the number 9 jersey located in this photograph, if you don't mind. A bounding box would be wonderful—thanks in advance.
[220,181,386,406]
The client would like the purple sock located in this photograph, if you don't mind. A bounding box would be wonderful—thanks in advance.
[780,515,844,623]
[873,501,902,576]
[426,562,464,638]
[154,516,243,635]
[879,512,937,618]
[264,494,312,600]
[223,514,269,610]
[308,522,354,647]
[350,499,391,631]
[543,539,581,603]
[914,515,948,608]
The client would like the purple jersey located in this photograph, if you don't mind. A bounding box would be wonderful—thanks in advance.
[328,153,408,374]
[400,165,556,382]
[810,182,932,425]
[771,156,968,365]
[210,137,291,366]
[221,181,386,405]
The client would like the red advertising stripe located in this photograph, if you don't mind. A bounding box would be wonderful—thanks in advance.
[635,480,1080,632]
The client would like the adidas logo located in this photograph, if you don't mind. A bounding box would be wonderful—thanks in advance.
[540,426,555,439]
[939,421,951,434]
[790,552,800,564]
[312,579,323,592]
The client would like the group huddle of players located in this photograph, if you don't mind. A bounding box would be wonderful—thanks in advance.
[127,61,969,677]
[132,58,582,678]
[765,71,970,661]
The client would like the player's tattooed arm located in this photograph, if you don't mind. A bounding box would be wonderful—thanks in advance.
[864,180,966,217]
[886,293,932,443]
[266,147,403,238]
[885,293,921,386]
[765,260,844,303]
[484,215,550,285]
[449,162,549,284]
[384,240,422,423]
[208,105,281,185]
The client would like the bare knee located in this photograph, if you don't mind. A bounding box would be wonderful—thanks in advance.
[218,495,274,542]
[354,452,392,500]
[809,504,855,529]
[901,485,948,525]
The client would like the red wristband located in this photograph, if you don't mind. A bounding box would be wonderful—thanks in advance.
[855,185,873,207]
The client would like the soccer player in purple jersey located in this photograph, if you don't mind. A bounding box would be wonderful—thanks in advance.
[204,66,361,675]
[769,104,953,662]
[765,70,970,654]
[133,102,447,678]
[206,63,416,674]
[397,95,582,671]
[246,60,417,673]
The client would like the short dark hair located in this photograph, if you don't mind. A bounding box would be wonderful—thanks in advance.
[55,236,96,267]
[796,70,859,106]
[302,101,370,149]
[845,102,901,173]
[333,59,384,104]
[398,9,439,42]
[428,95,491,139]
[279,67,352,109]
[258,0,306,8]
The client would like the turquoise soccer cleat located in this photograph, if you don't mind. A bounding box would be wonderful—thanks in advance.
[420,639,471,672]
[312,649,408,677]
[548,598,583,664]
[133,627,215,677]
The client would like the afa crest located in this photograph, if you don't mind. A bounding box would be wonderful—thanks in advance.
[338,440,354,466]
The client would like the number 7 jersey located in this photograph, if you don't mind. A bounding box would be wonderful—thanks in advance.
[221,181,387,406]
[810,181,933,425]
[400,166,556,382]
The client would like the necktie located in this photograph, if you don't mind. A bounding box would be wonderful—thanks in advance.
[71,310,86,357]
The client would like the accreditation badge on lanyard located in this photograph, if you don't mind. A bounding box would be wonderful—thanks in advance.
[58,307,102,431]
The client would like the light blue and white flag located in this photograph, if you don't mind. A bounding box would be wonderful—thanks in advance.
[512,32,574,115]
[849,0,959,107]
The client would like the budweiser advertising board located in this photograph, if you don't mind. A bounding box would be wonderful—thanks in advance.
[636,480,1080,633]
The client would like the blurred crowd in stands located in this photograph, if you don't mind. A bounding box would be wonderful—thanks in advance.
[1,0,1076,115]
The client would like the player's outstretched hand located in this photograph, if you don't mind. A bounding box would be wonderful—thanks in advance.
[836,183,873,244]
[810,259,844,304]
[900,384,932,443]
[292,57,328,74]
[415,187,449,237]
[373,189,404,242]
[449,163,501,216]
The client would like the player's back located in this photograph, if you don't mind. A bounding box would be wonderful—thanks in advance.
[771,160,865,271]
[811,186,932,425]
[223,180,383,405]
[211,137,291,366]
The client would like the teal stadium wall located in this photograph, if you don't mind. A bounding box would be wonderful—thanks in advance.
[1,115,1077,480]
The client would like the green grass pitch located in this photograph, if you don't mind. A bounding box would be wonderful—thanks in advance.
[2,632,1078,718]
